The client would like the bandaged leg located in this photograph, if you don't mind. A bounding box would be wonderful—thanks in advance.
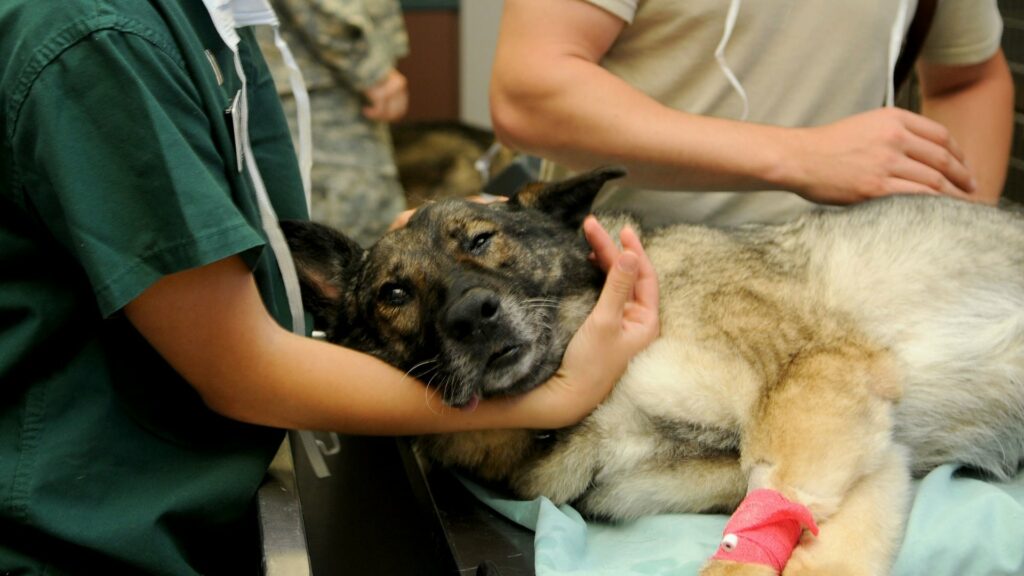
[711,489,819,572]
[783,447,910,576]
[701,342,903,576]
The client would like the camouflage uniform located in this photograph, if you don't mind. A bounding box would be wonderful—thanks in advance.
[260,0,409,246]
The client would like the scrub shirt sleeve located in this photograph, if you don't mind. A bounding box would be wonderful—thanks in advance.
[920,0,1004,66]
[10,27,264,318]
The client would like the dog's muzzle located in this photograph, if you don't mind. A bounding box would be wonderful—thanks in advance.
[443,286,503,341]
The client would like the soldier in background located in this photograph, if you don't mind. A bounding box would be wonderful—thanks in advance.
[261,0,410,246]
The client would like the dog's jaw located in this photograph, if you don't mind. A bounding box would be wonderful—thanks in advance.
[437,290,594,407]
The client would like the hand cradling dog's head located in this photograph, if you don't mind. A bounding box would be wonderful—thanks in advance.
[282,166,627,407]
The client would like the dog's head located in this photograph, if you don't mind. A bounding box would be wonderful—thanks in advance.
[282,166,626,407]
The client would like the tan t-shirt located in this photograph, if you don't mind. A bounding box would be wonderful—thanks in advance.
[541,0,1004,227]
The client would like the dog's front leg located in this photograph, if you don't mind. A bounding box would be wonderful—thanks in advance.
[700,341,907,576]
[783,446,910,576]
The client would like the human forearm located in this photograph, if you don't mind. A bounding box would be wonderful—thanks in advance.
[124,256,561,435]
[125,223,657,435]
[490,34,790,192]
[492,49,976,204]
[219,325,537,434]
[491,0,974,205]
[919,49,1015,203]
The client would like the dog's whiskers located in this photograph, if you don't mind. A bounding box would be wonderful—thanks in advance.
[524,297,559,304]
[423,370,444,415]
[423,369,456,415]
[406,357,440,381]
[439,373,459,413]
[523,297,560,309]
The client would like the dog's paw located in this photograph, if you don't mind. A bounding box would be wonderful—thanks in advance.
[699,559,778,576]
[783,545,873,576]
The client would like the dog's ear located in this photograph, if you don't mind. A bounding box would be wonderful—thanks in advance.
[280,220,365,332]
[510,165,627,228]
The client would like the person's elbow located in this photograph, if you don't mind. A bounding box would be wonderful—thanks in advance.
[489,61,574,156]
[183,331,292,429]
[490,78,542,153]
[195,382,262,425]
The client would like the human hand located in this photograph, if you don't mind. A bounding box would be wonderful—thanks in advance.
[388,208,416,230]
[787,108,977,204]
[584,215,627,274]
[516,217,659,429]
[362,68,408,122]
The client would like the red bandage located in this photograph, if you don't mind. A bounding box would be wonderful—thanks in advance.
[710,489,820,573]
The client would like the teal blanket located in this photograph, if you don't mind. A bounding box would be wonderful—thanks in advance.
[465,465,1024,575]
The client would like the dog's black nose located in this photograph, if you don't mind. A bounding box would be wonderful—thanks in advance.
[444,287,501,341]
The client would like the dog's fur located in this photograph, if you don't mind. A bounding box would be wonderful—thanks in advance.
[283,167,1024,575]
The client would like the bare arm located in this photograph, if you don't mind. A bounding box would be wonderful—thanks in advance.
[491,0,977,204]
[917,49,1015,203]
[123,222,657,435]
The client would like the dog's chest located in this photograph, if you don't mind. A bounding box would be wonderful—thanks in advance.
[583,339,752,475]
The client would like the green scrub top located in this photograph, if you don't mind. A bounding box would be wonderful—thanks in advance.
[0,1,308,574]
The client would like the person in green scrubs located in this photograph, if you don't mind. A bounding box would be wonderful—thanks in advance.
[0,1,659,574]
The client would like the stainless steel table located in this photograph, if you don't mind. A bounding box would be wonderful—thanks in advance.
[258,432,535,575]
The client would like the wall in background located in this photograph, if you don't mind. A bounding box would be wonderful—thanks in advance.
[1000,0,1023,201]
[397,1,460,122]
[459,2,502,129]
[394,0,502,129]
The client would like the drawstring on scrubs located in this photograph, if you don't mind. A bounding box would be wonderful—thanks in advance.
[886,0,913,107]
[715,0,749,121]
[716,0,914,117]
[272,27,313,208]
[202,0,333,479]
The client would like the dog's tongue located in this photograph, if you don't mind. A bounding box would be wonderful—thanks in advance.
[461,394,480,411]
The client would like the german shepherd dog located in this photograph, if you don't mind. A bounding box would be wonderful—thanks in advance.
[282,167,1024,575]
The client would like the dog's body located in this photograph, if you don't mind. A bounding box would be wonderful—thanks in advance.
[284,168,1024,575]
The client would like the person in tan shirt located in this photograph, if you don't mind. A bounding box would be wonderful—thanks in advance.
[492,0,1015,227]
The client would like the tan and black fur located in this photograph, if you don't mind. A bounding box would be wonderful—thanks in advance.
[283,167,1024,576]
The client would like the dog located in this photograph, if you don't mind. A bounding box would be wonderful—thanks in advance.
[282,167,1024,575]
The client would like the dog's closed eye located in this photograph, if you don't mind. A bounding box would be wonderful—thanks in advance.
[467,231,494,255]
